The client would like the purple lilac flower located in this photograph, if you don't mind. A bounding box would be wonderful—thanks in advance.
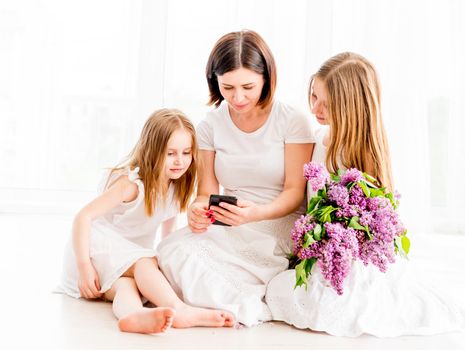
[359,211,373,226]
[291,214,315,254]
[336,205,358,218]
[340,168,363,186]
[327,184,350,207]
[358,197,405,272]
[292,164,406,295]
[348,185,367,209]
[317,223,359,295]
[304,162,330,192]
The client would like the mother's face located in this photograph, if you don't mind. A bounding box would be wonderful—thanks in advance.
[217,67,265,114]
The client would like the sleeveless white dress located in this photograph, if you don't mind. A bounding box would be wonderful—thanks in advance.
[156,101,315,326]
[265,127,465,337]
[58,167,178,298]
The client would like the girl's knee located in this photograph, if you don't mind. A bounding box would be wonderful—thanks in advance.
[137,256,158,267]
[106,277,137,300]
[115,276,137,289]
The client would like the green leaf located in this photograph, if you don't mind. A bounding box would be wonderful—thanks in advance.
[307,196,322,213]
[365,226,373,240]
[349,216,372,239]
[362,173,379,188]
[385,192,398,209]
[321,186,327,198]
[313,224,322,241]
[348,216,365,230]
[318,205,337,223]
[347,182,356,191]
[302,232,316,248]
[294,260,307,288]
[330,173,341,182]
[394,231,410,259]
[358,181,371,197]
[401,234,410,254]
[363,172,377,183]
[305,257,317,276]
[294,258,317,290]
[369,188,385,198]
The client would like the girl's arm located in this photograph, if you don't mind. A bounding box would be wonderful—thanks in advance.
[212,143,314,225]
[187,150,219,233]
[73,175,138,298]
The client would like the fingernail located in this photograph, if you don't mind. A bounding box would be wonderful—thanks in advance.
[210,217,216,223]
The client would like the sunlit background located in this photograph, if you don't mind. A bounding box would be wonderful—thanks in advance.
[1,0,464,236]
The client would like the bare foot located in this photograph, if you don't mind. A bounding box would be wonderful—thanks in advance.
[118,307,175,334]
[172,304,235,328]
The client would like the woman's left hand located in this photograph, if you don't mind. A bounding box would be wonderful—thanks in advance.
[210,199,262,226]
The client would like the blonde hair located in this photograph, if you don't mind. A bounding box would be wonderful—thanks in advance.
[310,52,393,191]
[110,108,198,216]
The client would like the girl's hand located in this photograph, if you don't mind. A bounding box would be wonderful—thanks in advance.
[210,199,261,227]
[188,201,215,233]
[77,261,102,299]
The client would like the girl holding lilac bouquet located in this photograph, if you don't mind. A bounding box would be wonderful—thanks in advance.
[265,52,465,337]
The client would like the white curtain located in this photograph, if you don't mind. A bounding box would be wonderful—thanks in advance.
[1,0,464,234]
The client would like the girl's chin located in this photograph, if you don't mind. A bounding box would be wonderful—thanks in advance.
[316,117,328,125]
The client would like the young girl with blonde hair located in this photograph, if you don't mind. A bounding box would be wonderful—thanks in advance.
[266,52,465,337]
[59,108,234,334]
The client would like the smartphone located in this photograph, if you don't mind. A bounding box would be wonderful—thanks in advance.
[208,194,238,226]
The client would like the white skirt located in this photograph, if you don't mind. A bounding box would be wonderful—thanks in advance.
[265,260,465,337]
[157,215,297,327]
[58,223,156,298]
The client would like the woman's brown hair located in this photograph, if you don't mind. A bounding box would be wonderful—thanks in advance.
[206,30,277,109]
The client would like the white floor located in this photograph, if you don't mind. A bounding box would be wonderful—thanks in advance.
[1,213,465,350]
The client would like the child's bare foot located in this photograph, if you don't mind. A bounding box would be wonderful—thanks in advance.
[172,304,235,328]
[118,307,175,334]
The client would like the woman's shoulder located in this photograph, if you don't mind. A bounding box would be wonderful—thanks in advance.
[271,100,315,141]
[203,102,228,122]
[198,102,230,139]
[271,100,309,125]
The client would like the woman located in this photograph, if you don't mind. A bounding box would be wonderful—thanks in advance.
[156,30,315,326]
[265,52,465,337]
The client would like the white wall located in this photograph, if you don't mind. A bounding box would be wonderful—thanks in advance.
[1,0,464,234]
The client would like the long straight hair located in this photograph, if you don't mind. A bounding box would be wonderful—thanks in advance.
[110,108,198,215]
[310,52,393,191]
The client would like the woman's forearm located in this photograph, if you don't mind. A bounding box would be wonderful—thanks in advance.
[257,186,305,221]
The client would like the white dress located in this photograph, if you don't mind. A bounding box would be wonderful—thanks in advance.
[265,127,465,337]
[156,100,315,326]
[58,167,178,298]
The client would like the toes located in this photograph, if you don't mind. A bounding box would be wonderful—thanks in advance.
[221,312,235,327]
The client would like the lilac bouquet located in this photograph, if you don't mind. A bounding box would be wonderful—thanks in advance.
[291,162,410,295]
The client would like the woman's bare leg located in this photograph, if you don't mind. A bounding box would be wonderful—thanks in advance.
[104,277,175,334]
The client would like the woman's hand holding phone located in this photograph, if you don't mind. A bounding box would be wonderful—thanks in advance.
[209,195,260,227]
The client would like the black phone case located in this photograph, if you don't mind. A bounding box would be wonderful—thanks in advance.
[208,194,238,226]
